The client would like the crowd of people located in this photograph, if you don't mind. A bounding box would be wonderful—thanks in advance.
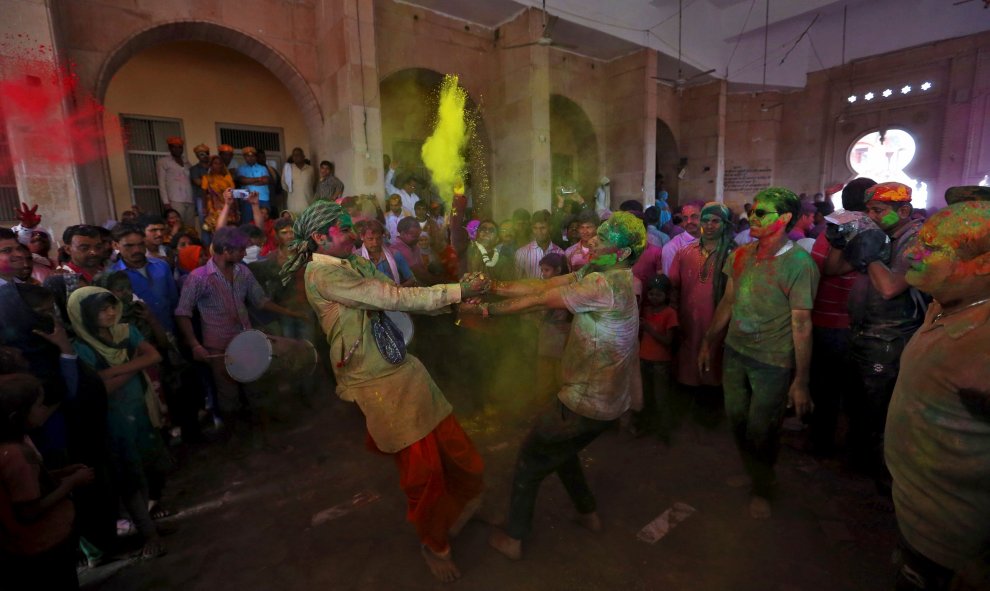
[0,137,988,590]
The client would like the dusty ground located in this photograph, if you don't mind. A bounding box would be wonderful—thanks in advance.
[79,373,897,591]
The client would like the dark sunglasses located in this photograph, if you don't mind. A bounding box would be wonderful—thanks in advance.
[752,208,780,218]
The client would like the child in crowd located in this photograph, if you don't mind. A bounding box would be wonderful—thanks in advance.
[0,373,95,590]
[637,275,679,441]
[535,253,571,403]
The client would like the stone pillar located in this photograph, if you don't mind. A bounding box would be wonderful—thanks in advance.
[678,80,727,204]
[603,49,658,207]
[487,9,552,220]
[316,0,384,197]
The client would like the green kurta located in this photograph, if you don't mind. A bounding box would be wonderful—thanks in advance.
[305,253,462,452]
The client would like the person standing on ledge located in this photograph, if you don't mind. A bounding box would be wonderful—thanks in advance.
[460,211,644,561]
[280,200,488,583]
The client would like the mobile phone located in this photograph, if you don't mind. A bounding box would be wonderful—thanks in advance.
[232,189,251,199]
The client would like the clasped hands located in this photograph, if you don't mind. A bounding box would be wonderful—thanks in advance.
[458,272,492,301]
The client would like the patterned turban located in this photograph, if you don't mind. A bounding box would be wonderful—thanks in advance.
[865,182,912,203]
[279,200,347,285]
[166,136,184,146]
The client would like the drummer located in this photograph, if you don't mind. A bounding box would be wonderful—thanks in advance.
[175,226,307,427]
[279,200,488,583]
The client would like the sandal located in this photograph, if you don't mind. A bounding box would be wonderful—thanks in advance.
[148,501,171,520]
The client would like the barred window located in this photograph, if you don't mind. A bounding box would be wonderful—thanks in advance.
[216,123,284,169]
[121,115,184,214]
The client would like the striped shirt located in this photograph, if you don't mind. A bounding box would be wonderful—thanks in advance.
[174,258,269,350]
[514,240,564,279]
[810,233,856,329]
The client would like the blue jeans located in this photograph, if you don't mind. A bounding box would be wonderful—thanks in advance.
[722,346,792,497]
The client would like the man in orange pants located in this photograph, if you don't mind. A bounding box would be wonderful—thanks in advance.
[281,200,486,582]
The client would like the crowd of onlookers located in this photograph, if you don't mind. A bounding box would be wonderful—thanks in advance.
[0,135,988,589]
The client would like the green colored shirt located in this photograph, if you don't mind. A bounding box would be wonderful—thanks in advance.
[723,242,819,368]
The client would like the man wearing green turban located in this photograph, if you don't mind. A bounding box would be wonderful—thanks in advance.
[281,200,490,583]
[460,211,645,561]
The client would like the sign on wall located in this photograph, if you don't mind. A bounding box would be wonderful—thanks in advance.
[724,165,773,193]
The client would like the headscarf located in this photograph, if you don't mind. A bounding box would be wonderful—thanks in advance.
[67,286,130,367]
[699,201,734,307]
[865,182,912,203]
[67,286,161,426]
[279,200,346,285]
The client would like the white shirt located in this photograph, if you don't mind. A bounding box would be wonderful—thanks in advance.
[385,169,420,213]
[157,155,193,204]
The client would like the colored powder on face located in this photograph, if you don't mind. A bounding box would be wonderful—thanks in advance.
[879,210,900,229]
[590,252,618,267]
[0,51,120,175]
[421,75,470,206]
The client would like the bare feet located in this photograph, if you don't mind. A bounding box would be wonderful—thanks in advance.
[749,496,771,520]
[449,495,483,537]
[488,527,522,561]
[726,474,750,488]
[140,534,167,559]
[421,545,461,583]
[574,511,602,533]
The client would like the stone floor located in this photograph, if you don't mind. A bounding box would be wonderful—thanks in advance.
[79,379,897,591]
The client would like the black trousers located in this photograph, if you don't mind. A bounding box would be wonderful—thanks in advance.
[505,402,613,540]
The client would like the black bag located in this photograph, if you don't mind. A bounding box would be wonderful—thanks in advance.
[371,312,406,365]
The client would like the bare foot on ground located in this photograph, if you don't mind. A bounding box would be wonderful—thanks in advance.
[575,511,602,532]
[449,495,483,537]
[488,527,522,560]
[749,496,771,520]
[141,534,167,559]
[726,474,750,488]
[421,545,461,583]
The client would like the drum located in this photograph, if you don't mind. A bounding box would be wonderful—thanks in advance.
[224,330,318,383]
[385,311,414,346]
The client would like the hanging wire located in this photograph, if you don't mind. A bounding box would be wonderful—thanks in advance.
[725,0,758,76]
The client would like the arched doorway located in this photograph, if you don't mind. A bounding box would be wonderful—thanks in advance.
[379,68,492,216]
[656,119,679,205]
[89,20,324,218]
[846,128,928,209]
[549,95,599,204]
[103,40,310,215]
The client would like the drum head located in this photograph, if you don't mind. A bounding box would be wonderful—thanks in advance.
[385,311,414,346]
[225,330,274,383]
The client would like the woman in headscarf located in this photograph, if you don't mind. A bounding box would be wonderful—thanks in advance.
[201,155,238,233]
[67,286,169,559]
[668,201,734,421]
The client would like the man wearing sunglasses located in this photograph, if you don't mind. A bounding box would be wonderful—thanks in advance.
[699,187,819,520]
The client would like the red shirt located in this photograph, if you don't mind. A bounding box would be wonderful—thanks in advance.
[640,306,678,362]
[810,233,857,329]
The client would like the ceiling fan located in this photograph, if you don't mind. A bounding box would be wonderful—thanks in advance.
[501,0,577,50]
[653,0,716,88]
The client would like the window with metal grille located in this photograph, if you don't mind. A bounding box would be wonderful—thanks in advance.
[0,104,19,223]
[216,123,284,170]
[121,115,183,214]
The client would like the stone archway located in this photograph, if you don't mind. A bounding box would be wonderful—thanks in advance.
[96,21,323,132]
[550,94,599,200]
[656,118,679,204]
[379,68,493,215]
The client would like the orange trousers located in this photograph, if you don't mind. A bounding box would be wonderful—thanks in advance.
[367,414,484,553]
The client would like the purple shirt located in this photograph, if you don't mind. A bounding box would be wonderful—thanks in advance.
[174,259,269,350]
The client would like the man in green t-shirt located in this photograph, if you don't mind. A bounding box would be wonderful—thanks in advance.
[699,187,819,520]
